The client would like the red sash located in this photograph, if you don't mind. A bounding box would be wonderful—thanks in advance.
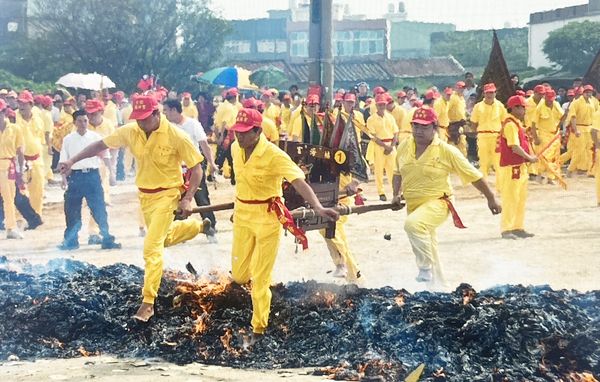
[237,196,309,250]
[24,154,40,161]
[440,194,466,229]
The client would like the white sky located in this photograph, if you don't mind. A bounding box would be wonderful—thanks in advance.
[210,0,586,30]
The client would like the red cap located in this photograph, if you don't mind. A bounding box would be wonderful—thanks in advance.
[444,87,453,95]
[255,100,265,112]
[515,90,526,96]
[306,94,320,105]
[226,88,239,97]
[583,84,594,92]
[414,100,424,107]
[334,93,344,101]
[455,81,466,89]
[375,94,388,105]
[230,108,263,132]
[344,93,356,102]
[129,95,159,120]
[396,91,407,98]
[373,86,385,95]
[261,90,273,98]
[85,99,105,114]
[533,85,546,94]
[33,94,44,104]
[182,92,192,99]
[567,89,575,96]
[507,95,527,108]
[483,83,497,93]
[0,99,7,112]
[545,90,557,101]
[242,97,257,109]
[576,86,584,95]
[424,90,439,100]
[412,107,438,125]
[17,90,34,104]
[41,95,53,108]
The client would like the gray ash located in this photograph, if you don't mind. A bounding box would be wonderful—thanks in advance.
[0,257,598,381]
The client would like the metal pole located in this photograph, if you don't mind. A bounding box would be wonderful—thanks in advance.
[308,0,321,88]
[320,0,334,104]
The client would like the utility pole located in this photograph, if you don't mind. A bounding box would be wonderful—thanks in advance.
[308,0,333,103]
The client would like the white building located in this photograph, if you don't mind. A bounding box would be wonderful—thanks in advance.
[529,0,600,68]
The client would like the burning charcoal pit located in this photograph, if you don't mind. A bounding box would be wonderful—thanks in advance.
[0,257,598,382]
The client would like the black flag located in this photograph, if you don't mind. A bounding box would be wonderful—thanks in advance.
[478,30,514,104]
[339,111,369,182]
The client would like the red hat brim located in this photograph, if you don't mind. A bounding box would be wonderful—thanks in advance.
[129,108,155,120]
[229,122,257,133]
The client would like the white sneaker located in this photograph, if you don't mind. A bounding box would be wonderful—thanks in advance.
[416,268,433,282]
[138,227,146,237]
[332,264,347,278]
[6,229,24,240]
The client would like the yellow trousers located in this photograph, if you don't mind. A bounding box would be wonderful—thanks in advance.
[26,159,45,217]
[404,198,449,285]
[498,164,528,232]
[319,215,360,281]
[231,218,281,334]
[365,141,375,165]
[477,134,499,177]
[0,170,17,230]
[373,145,396,196]
[568,130,592,172]
[42,145,53,181]
[139,188,204,304]
[535,131,561,180]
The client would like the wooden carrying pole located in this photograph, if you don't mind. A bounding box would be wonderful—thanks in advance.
[188,202,403,217]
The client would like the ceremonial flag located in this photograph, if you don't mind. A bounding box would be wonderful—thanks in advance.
[300,107,311,144]
[339,112,369,182]
[310,112,321,145]
[478,30,514,104]
[330,111,345,149]
[320,107,335,147]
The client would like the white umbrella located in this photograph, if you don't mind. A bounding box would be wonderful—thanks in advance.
[56,72,116,90]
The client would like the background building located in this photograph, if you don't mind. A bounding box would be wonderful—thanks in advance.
[0,0,27,44]
[529,0,600,68]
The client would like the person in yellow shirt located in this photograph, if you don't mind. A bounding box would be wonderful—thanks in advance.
[86,99,116,202]
[290,95,320,142]
[447,81,468,156]
[0,99,25,239]
[229,108,339,344]
[60,95,209,322]
[15,90,46,217]
[524,85,545,129]
[214,88,240,184]
[434,88,452,142]
[34,95,55,182]
[392,107,500,287]
[279,93,293,138]
[385,94,408,142]
[531,89,564,184]
[497,96,538,240]
[470,83,507,178]
[243,98,279,143]
[101,91,119,127]
[367,93,399,201]
[261,90,281,131]
[566,85,596,176]
[181,92,199,119]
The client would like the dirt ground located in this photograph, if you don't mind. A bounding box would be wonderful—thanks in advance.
[1,172,599,381]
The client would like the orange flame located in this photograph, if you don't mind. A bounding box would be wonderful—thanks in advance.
[395,293,405,307]
[220,328,241,357]
[567,373,598,382]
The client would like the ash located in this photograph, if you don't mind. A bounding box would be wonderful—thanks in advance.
[0,257,598,382]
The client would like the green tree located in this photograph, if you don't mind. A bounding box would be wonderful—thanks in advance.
[0,0,229,90]
[430,28,528,72]
[543,20,600,74]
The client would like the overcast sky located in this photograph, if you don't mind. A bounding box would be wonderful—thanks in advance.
[210,0,586,30]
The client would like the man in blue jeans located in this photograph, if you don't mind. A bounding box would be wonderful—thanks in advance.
[58,109,121,250]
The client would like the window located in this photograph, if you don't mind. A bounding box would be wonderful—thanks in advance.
[275,40,288,53]
[257,40,275,53]
[224,40,251,54]
[333,29,384,56]
[290,32,308,57]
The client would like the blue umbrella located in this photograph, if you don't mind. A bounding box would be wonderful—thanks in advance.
[199,66,238,87]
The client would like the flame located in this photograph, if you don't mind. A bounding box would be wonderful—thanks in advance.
[40,338,64,349]
[567,373,598,382]
[394,293,405,307]
[32,296,50,305]
[220,328,241,357]
[314,291,336,308]
[77,346,98,357]
[193,313,209,335]
[462,289,476,305]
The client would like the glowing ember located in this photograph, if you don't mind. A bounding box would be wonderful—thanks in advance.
[395,293,406,307]
[219,328,240,357]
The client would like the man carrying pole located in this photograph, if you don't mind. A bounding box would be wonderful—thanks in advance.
[60,95,209,322]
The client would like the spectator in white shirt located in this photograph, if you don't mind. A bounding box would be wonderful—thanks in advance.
[58,109,121,251]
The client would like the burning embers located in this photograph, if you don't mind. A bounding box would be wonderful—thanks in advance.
[0,259,598,382]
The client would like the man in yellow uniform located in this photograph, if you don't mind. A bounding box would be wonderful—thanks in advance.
[15,91,46,217]
[261,90,281,130]
[392,107,500,287]
[102,91,119,127]
[229,108,339,343]
[35,95,55,182]
[524,85,546,129]
[566,85,596,176]
[181,92,199,119]
[290,95,320,142]
[244,98,279,144]
[434,88,452,142]
[60,95,209,322]
[447,81,468,156]
[470,83,507,178]
[385,93,408,142]
[213,88,240,183]
[0,99,25,239]
[367,93,399,201]
[498,96,538,239]
[279,93,293,137]
[531,89,563,184]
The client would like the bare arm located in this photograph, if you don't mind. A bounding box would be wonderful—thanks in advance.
[290,178,339,221]
[177,162,203,217]
[391,174,405,210]
[198,140,217,172]
[471,178,501,214]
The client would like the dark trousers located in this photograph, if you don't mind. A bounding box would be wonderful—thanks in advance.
[0,188,42,230]
[63,169,111,244]
[466,134,479,163]
[195,162,216,228]
[52,148,61,172]
[116,148,125,181]
[215,145,235,183]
